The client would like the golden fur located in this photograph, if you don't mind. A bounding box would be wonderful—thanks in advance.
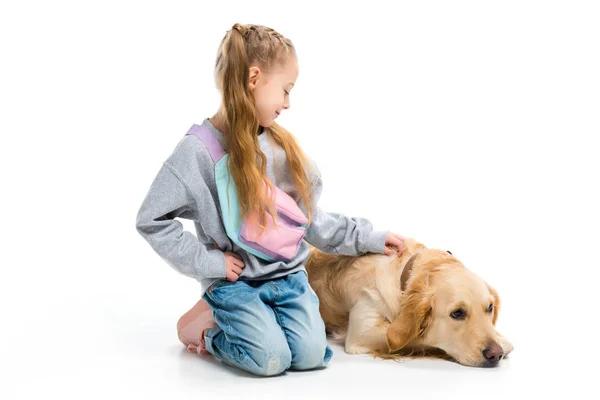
[305,238,514,367]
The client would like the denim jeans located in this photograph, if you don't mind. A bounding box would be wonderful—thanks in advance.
[202,270,333,376]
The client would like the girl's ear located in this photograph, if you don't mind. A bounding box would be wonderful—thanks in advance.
[248,66,260,90]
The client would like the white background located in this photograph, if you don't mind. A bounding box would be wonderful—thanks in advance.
[1,0,598,399]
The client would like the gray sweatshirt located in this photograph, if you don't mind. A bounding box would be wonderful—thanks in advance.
[135,118,388,297]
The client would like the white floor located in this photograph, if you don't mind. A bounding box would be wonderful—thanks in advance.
[1,235,594,399]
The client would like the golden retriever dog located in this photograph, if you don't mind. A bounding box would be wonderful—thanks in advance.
[305,238,514,367]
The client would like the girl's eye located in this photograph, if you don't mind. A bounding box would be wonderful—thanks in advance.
[284,90,290,96]
[487,304,494,313]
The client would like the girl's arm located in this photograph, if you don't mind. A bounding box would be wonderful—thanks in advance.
[135,162,227,280]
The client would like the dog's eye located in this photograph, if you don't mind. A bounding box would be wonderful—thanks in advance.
[450,309,466,320]
[487,304,494,313]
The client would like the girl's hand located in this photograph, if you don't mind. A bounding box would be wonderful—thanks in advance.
[384,232,405,256]
[214,243,245,282]
[224,251,245,282]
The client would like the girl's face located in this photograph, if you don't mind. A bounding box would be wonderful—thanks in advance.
[249,55,298,128]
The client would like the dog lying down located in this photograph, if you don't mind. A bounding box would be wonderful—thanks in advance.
[305,238,514,367]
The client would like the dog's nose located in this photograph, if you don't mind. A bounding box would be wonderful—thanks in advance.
[482,344,504,367]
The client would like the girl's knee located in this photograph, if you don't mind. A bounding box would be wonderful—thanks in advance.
[250,344,292,376]
[291,336,332,371]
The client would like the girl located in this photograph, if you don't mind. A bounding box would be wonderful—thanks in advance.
[136,23,405,377]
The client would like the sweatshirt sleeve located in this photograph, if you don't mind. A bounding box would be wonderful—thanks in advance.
[135,161,227,280]
[300,162,388,256]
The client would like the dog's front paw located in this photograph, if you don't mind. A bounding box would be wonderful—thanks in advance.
[499,336,514,357]
[345,343,371,355]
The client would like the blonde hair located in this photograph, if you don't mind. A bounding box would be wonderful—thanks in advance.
[214,23,315,235]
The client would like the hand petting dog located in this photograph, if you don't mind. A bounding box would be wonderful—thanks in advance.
[384,232,405,256]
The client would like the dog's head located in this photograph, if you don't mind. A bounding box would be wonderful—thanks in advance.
[386,247,512,367]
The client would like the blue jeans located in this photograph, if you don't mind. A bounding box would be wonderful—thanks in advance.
[202,270,333,376]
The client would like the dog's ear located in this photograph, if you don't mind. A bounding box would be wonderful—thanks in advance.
[387,273,434,352]
[485,282,501,325]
